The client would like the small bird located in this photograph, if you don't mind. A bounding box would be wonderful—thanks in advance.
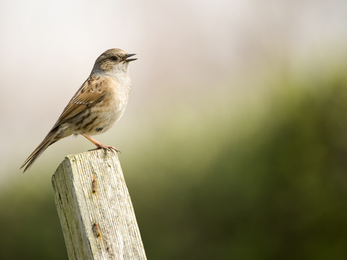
[20,48,137,172]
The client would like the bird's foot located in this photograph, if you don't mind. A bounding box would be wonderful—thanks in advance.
[88,144,121,153]
[82,133,121,153]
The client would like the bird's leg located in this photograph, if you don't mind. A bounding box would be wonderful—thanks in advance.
[81,133,121,153]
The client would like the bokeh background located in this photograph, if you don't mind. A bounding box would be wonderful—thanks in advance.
[1,0,347,259]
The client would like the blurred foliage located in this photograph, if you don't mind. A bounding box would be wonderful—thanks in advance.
[2,65,347,259]
[0,179,67,259]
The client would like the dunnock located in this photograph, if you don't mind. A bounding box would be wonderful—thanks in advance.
[20,48,136,172]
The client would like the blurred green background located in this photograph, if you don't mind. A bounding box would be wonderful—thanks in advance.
[1,1,347,259]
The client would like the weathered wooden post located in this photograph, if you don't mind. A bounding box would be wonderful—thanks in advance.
[51,150,147,260]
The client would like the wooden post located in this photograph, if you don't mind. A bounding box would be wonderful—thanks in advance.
[51,150,147,260]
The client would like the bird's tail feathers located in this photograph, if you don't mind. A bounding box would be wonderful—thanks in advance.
[20,130,59,173]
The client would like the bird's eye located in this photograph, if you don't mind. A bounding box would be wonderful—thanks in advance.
[110,56,118,61]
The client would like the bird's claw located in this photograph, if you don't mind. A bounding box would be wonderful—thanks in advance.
[88,145,121,153]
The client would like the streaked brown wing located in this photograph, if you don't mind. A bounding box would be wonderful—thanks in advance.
[52,75,113,128]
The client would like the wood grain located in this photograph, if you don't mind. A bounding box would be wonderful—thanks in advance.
[52,150,147,260]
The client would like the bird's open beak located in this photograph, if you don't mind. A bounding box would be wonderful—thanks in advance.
[123,53,137,62]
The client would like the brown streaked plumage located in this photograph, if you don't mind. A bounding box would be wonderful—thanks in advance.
[20,48,137,172]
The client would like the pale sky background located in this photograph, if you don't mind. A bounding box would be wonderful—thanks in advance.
[1,0,347,181]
